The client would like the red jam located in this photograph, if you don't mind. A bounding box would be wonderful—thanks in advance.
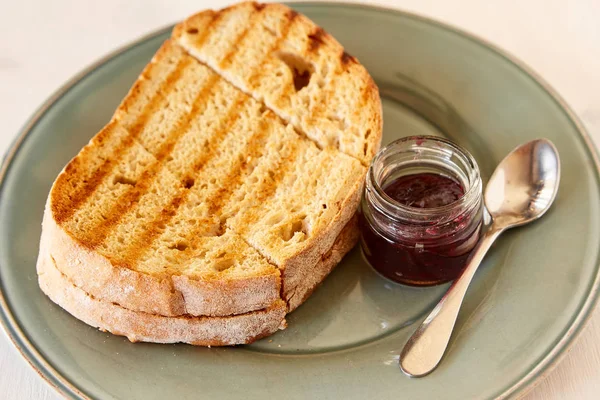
[383,173,464,208]
[360,173,482,286]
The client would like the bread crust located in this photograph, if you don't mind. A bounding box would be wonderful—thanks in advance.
[42,200,281,317]
[37,250,287,346]
[287,215,359,311]
[279,178,363,306]
[37,218,357,346]
[41,195,359,316]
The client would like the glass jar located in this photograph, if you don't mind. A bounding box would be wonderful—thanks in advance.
[359,136,483,286]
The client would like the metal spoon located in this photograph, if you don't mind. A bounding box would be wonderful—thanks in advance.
[399,138,561,377]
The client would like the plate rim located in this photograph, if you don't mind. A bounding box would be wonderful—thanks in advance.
[1,2,599,399]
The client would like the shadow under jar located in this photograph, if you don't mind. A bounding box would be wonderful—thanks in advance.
[359,136,483,286]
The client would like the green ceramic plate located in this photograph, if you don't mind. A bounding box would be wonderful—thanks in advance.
[1,3,599,399]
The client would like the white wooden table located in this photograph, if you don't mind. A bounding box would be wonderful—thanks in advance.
[1,0,599,398]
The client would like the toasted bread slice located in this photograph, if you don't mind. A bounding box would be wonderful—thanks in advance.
[173,2,382,165]
[39,2,382,344]
[43,38,370,317]
[38,218,358,345]
[38,251,287,346]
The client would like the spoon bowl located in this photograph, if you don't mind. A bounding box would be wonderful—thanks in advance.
[485,139,561,228]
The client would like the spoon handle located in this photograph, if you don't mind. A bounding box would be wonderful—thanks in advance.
[399,226,503,377]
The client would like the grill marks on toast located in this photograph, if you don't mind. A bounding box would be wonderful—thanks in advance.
[159,116,302,273]
[179,6,299,94]
[226,143,358,267]
[307,27,327,53]
[56,14,368,288]
[116,93,248,266]
[75,74,221,249]
[173,2,381,165]
[168,121,279,266]
[53,57,191,226]
[218,6,265,69]
[246,9,299,90]
[118,190,187,269]
[127,57,194,140]
[51,122,135,224]
[186,11,221,50]
[177,8,320,144]
[207,118,300,231]
[205,120,272,218]
[222,134,303,235]
[58,41,312,277]
[236,134,301,210]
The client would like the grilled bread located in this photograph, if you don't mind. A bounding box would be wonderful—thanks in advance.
[38,218,358,346]
[173,2,381,165]
[38,2,381,344]
[38,250,287,346]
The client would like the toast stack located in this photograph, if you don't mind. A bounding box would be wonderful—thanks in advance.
[37,2,382,345]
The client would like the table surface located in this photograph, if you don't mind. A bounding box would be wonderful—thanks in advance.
[2,0,600,398]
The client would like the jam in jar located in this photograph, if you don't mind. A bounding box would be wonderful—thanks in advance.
[359,136,483,286]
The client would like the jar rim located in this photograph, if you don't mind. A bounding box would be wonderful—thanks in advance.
[367,135,482,220]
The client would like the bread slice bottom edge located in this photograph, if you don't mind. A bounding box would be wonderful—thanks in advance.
[38,216,358,346]
[285,215,359,312]
[38,250,287,346]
